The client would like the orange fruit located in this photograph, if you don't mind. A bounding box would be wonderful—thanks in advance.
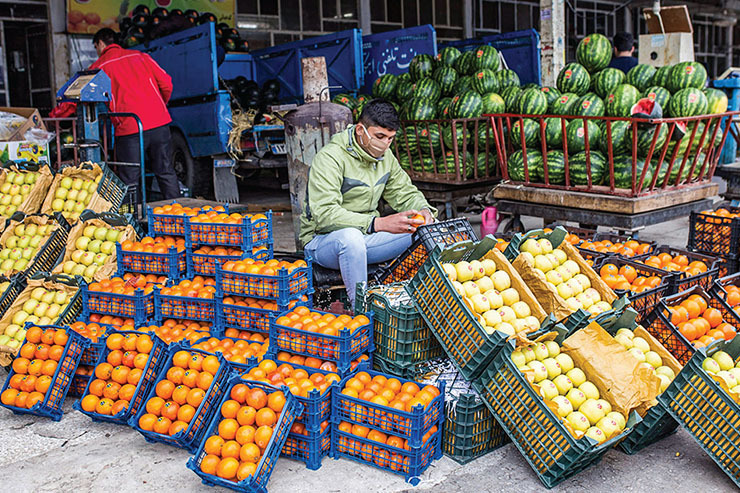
[255,407,277,427]
[254,425,273,448]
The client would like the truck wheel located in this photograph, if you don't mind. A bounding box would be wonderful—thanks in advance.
[171,131,213,198]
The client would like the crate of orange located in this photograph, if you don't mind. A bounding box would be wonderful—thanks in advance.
[148,203,228,237]
[596,257,674,320]
[190,335,263,372]
[688,203,740,259]
[184,210,273,250]
[215,294,311,336]
[130,346,232,451]
[116,236,187,279]
[154,277,217,323]
[712,272,740,312]
[69,364,93,398]
[0,325,90,421]
[273,350,373,379]
[82,275,163,326]
[578,233,655,259]
[73,329,167,425]
[69,320,108,365]
[139,318,213,345]
[634,246,722,295]
[186,379,302,492]
[372,218,478,285]
[642,286,740,366]
[187,244,272,278]
[215,256,312,304]
[269,307,374,374]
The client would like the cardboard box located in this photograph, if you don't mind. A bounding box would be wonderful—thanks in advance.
[0,141,49,164]
[0,107,46,142]
[638,5,695,67]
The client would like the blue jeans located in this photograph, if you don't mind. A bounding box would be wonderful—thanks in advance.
[305,228,413,303]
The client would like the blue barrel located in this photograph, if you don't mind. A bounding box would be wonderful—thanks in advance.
[713,78,740,165]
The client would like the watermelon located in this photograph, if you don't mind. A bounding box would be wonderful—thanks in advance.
[475,124,493,149]
[472,69,500,95]
[440,150,474,176]
[569,150,607,186]
[473,45,500,71]
[669,62,707,93]
[398,73,411,83]
[522,83,539,91]
[356,94,372,106]
[442,123,467,150]
[395,81,415,102]
[372,74,397,100]
[540,86,562,107]
[543,150,566,184]
[437,97,453,118]
[416,125,443,157]
[332,93,356,110]
[545,117,565,149]
[452,76,475,95]
[606,84,641,117]
[397,127,419,155]
[481,92,506,114]
[398,151,411,171]
[407,98,437,120]
[575,92,606,117]
[566,119,601,154]
[643,86,671,112]
[703,88,729,114]
[667,88,708,118]
[612,154,654,190]
[592,68,625,99]
[652,65,673,89]
[412,78,442,102]
[474,152,496,177]
[634,124,669,156]
[454,50,476,76]
[451,91,483,119]
[433,66,458,96]
[409,54,435,82]
[501,87,522,112]
[507,149,542,182]
[517,87,548,115]
[576,33,612,73]
[557,63,591,96]
[497,69,521,90]
[510,118,540,149]
[437,47,462,68]
[626,64,656,92]
[550,93,579,115]
[597,120,631,155]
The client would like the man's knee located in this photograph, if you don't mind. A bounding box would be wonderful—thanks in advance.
[335,228,366,255]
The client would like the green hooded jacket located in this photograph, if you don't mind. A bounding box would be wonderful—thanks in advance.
[299,125,436,247]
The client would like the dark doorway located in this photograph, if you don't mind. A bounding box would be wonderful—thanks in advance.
[3,21,52,112]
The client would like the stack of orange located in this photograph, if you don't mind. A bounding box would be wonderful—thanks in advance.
[159,276,216,299]
[274,351,370,374]
[223,328,268,344]
[274,307,370,359]
[89,274,166,295]
[699,207,740,221]
[599,263,662,293]
[240,359,340,397]
[668,293,737,348]
[188,211,270,245]
[120,236,186,253]
[139,319,211,345]
[723,283,740,308]
[638,252,709,277]
[151,204,226,235]
[85,314,136,329]
[221,258,307,277]
[222,295,307,312]
[73,364,94,382]
[138,350,222,437]
[1,327,70,409]
[579,239,652,257]
[69,321,109,342]
[191,336,268,364]
[198,382,285,482]
[78,332,155,416]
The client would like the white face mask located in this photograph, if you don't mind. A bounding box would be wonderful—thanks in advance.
[359,125,393,158]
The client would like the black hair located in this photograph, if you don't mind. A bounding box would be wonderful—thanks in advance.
[613,32,634,52]
[93,28,118,47]
[359,99,400,131]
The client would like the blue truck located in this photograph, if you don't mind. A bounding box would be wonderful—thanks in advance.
[134,23,539,197]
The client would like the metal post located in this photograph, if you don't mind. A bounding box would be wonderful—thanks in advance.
[540,0,565,87]
[463,0,474,38]
[359,0,372,34]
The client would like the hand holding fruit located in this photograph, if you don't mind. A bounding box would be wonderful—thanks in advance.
[375,210,425,234]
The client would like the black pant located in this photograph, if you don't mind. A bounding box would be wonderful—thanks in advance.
[115,125,180,200]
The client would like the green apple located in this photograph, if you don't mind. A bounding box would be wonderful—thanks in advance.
[629,347,647,363]
[94,227,108,241]
[552,395,573,417]
[511,301,531,319]
[53,291,68,305]
[41,291,55,304]
[21,247,34,260]
[539,379,559,400]
[12,311,28,325]
[62,260,76,274]
[75,236,91,250]
[566,368,587,387]
[442,263,457,281]
[82,225,97,237]
[544,341,560,358]
[0,259,14,272]
[71,249,85,263]
[475,276,494,293]
[614,333,634,349]
[585,426,606,444]
[88,239,103,254]
[77,190,89,204]
[713,351,735,371]
[469,260,485,280]
[579,381,600,400]
[462,281,481,298]
[484,290,503,309]
[555,353,575,373]
[566,411,590,432]
[63,199,76,212]
[455,261,473,282]
[645,351,663,368]
[66,189,79,201]
[538,238,553,253]
[83,264,98,279]
[542,358,562,379]
[23,298,39,313]
[491,271,511,291]
[0,334,10,346]
[483,309,502,328]
[481,258,496,277]
[520,238,543,256]
[14,258,29,271]
[533,343,549,361]
[511,350,526,369]
[5,236,17,248]
[545,269,564,285]
[93,253,108,265]
[534,255,553,273]
[521,346,536,363]
[580,398,606,425]
[498,306,516,323]
[553,374,573,395]
[100,241,115,255]
[552,249,567,264]
[526,361,548,383]
[60,176,73,189]
[72,177,84,190]
[655,366,675,381]
[71,264,86,276]
[24,173,36,185]
[500,288,519,306]
[33,302,49,318]
[632,337,650,353]
[29,236,42,248]
[46,304,61,319]
[0,182,10,194]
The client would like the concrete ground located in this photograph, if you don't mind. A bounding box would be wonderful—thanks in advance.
[2,190,738,492]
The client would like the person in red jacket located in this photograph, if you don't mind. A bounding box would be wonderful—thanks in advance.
[91,28,180,199]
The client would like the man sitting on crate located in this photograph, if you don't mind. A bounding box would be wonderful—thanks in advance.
[299,99,437,304]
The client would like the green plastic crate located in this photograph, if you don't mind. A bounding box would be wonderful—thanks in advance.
[356,282,443,371]
[472,339,641,489]
[443,392,509,464]
[658,337,740,487]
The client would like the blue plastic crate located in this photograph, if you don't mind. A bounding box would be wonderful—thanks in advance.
[81,284,154,326]
[331,424,442,485]
[148,203,230,237]
[184,210,273,249]
[187,244,272,278]
[73,330,167,425]
[215,257,312,303]
[269,309,374,374]
[68,373,91,398]
[80,339,105,366]
[332,369,444,448]
[154,285,216,323]
[186,379,303,493]
[0,325,90,421]
[265,350,373,380]
[214,295,312,336]
[187,334,261,375]
[282,425,331,470]
[116,243,187,279]
[129,345,231,452]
